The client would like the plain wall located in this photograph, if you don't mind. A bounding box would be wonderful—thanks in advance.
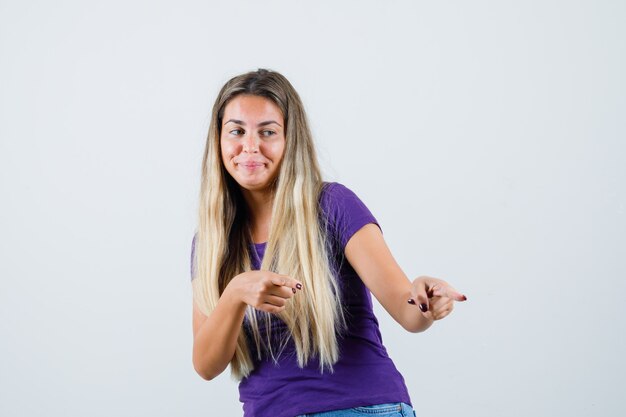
[1,1,624,416]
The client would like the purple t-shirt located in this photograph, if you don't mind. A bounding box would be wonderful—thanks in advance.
[191,182,412,417]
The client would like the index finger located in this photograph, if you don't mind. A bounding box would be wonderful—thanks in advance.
[432,284,467,301]
[270,274,303,291]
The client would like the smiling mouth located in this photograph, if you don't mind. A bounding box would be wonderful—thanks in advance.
[237,162,265,170]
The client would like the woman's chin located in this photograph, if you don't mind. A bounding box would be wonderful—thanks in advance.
[235,178,273,193]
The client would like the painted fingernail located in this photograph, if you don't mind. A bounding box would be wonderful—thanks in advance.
[296,283,302,290]
[292,288,297,294]
[462,295,467,301]
[419,303,428,313]
[408,298,416,305]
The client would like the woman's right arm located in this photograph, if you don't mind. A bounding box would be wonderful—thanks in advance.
[192,271,303,380]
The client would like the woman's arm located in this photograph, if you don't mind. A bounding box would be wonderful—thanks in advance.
[192,286,247,380]
[192,271,302,380]
[344,224,465,333]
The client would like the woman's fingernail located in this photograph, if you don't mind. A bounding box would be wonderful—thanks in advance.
[408,298,416,305]
[296,283,302,290]
[419,303,428,313]
[292,288,297,294]
[462,295,467,301]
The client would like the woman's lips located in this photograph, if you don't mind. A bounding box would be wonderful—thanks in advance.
[237,161,265,170]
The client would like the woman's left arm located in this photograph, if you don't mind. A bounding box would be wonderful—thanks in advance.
[345,223,467,333]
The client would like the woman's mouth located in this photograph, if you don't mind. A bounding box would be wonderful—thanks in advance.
[238,161,264,170]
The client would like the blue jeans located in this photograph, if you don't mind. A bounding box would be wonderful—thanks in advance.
[295,402,417,417]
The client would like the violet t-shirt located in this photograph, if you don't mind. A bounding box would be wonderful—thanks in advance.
[190,182,412,417]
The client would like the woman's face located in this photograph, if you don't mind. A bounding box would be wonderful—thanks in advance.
[220,95,286,193]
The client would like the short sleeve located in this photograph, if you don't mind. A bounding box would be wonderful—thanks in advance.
[319,182,381,250]
[190,233,197,281]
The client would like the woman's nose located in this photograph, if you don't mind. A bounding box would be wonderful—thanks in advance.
[242,134,259,153]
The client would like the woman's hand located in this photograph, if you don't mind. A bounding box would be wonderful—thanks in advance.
[225,271,303,314]
[409,276,467,321]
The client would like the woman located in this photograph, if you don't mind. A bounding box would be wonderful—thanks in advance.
[190,69,467,417]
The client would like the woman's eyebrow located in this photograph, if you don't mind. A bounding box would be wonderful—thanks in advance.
[258,120,282,127]
[224,119,282,127]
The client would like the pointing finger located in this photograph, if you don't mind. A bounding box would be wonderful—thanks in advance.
[270,275,303,291]
[431,284,467,302]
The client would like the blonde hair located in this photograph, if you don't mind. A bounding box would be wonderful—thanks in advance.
[192,69,346,380]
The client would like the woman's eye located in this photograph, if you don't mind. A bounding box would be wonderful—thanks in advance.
[230,129,244,135]
[261,130,276,137]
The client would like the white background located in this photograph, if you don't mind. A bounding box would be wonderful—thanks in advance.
[1,1,624,416]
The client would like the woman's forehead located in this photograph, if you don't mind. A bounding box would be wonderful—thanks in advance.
[222,95,284,125]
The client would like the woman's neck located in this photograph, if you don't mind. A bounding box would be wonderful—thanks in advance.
[242,188,273,244]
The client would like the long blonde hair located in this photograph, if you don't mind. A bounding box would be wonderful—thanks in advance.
[192,69,346,380]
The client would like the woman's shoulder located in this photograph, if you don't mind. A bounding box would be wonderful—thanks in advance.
[319,181,379,248]
[320,181,358,202]
[319,181,368,211]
